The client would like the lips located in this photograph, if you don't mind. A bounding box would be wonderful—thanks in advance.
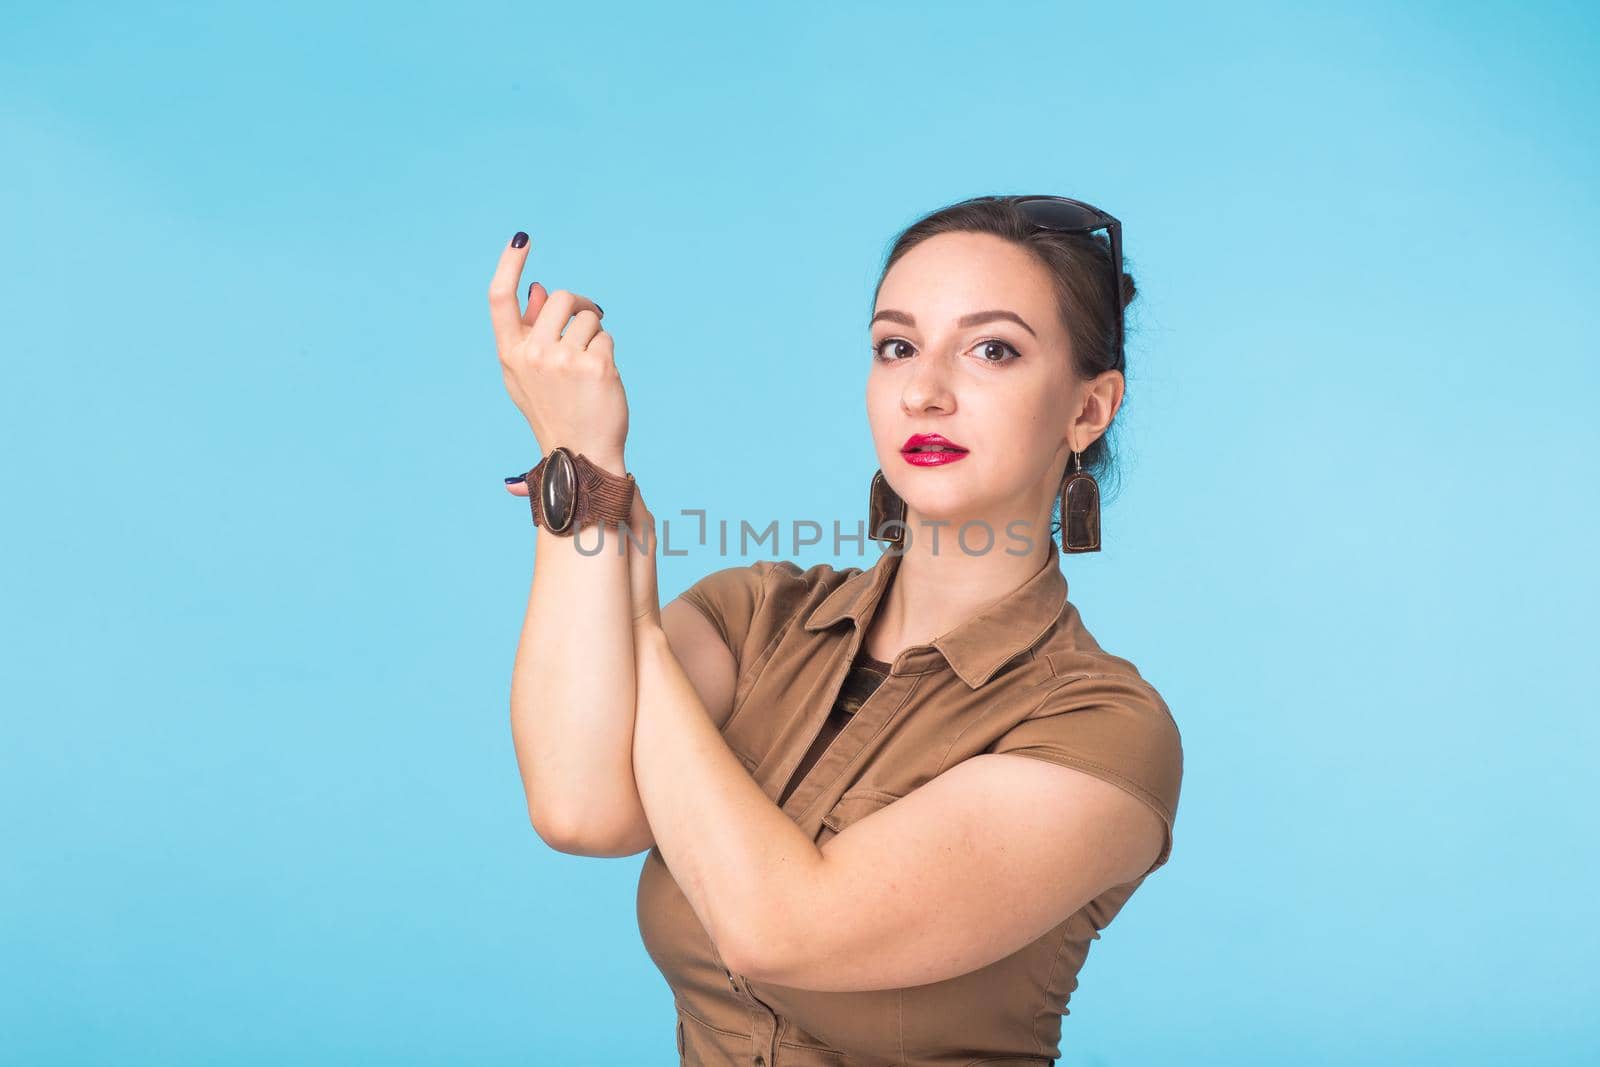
[901,432,970,467]
[902,433,968,454]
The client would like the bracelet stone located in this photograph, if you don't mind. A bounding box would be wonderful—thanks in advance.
[525,447,636,537]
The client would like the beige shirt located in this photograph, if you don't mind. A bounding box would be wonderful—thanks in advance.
[637,538,1184,1066]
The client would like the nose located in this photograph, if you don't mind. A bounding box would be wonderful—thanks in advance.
[901,350,956,415]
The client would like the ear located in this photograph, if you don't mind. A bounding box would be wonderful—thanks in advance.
[1070,369,1124,450]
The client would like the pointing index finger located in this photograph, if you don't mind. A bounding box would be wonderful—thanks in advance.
[487,231,532,353]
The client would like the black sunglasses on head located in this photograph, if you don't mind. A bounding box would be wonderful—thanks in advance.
[1005,195,1125,368]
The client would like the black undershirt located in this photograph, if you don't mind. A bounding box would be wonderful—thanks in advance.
[775,649,893,809]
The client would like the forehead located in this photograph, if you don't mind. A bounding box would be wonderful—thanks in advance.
[876,231,1054,311]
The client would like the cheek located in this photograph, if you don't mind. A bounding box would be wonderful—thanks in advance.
[970,389,1056,441]
[969,401,1064,484]
[1014,384,1071,436]
[866,370,912,417]
[865,378,900,450]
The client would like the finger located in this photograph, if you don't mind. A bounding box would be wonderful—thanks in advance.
[627,508,657,557]
[487,231,533,353]
[585,328,616,367]
[504,473,531,497]
[628,481,650,529]
[563,308,603,349]
[521,280,547,328]
[530,288,604,346]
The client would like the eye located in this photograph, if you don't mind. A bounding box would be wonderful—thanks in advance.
[871,336,1023,365]
[974,338,1022,364]
[872,337,915,362]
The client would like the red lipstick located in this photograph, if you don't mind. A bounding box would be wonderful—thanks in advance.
[901,432,970,467]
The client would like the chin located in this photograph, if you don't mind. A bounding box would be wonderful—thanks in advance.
[900,487,990,525]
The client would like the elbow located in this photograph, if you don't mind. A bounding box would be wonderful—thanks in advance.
[717,915,786,983]
[527,802,588,856]
[523,788,602,855]
[527,806,640,858]
[719,939,759,982]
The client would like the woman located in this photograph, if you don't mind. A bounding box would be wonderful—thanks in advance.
[492,195,1184,1066]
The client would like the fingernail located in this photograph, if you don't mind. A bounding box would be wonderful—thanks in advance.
[595,303,604,316]
[528,281,537,298]
[511,231,529,249]
[504,474,525,485]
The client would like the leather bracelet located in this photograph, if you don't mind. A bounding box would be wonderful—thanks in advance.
[524,447,635,537]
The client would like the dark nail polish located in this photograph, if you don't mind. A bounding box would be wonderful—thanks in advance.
[595,303,604,316]
[528,281,537,298]
[505,474,526,485]
[511,231,529,249]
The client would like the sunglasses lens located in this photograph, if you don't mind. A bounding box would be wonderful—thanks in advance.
[1014,197,1103,231]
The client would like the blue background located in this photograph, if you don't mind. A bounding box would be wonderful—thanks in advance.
[4,1,1596,1063]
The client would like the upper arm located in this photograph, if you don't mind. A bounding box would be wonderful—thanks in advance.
[656,563,768,729]
[660,594,740,730]
[989,672,1183,876]
[660,559,772,731]
[737,754,1167,991]
[740,671,1182,988]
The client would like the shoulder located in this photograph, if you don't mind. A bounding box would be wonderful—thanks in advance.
[674,556,864,657]
[677,558,791,606]
[680,555,869,612]
[1032,602,1183,752]
[760,556,868,611]
[988,623,1184,876]
[677,556,841,611]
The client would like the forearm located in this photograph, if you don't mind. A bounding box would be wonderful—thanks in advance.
[509,450,640,843]
[630,618,823,969]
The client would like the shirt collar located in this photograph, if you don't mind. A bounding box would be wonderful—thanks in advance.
[801,538,1069,689]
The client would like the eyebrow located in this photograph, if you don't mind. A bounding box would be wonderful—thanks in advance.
[869,309,1038,339]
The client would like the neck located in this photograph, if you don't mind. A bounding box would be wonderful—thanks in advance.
[863,510,1057,663]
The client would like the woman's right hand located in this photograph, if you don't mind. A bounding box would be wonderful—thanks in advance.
[488,231,630,473]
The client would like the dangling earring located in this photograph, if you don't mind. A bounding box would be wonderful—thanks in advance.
[1057,450,1101,553]
[868,469,906,545]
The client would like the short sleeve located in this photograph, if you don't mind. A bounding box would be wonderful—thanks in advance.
[989,671,1184,878]
[673,561,774,663]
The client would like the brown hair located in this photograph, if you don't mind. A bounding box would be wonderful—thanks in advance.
[870,194,1139,511]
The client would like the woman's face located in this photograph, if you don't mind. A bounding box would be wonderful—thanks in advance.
[867,230,1112,552]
